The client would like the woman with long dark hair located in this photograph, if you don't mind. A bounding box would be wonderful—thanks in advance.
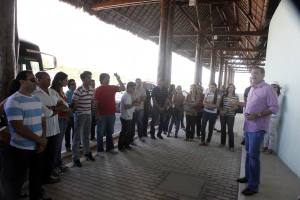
[200,83,221,146]
[51,72,69,173]
[219,83,239,151]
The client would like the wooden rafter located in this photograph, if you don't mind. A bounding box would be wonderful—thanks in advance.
[149,31,266,38]
[176,47,265,52]
[92,0,159,11]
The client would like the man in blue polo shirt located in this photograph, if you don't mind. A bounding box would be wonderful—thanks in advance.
[2,71,50,200]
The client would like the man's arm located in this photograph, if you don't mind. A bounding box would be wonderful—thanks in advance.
[10,120,47,147]
[114,73,125,92]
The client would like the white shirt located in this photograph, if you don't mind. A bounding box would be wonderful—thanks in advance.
[133,86,146,110]
[33,87,60,137]
[120,92,135,120]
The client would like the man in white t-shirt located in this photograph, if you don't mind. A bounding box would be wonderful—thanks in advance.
[132,78,147,142]
[118,82,137,151]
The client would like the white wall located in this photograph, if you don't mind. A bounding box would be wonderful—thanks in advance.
[265,0,300,177]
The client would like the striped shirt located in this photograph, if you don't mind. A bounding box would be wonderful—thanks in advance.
[72,85,94,115]
[5,92,43,150]
[221,95,239,117]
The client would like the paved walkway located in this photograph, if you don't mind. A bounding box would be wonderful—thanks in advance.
[45,115,245,200]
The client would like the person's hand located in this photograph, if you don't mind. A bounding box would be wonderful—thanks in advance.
[114,73,120,79]
[245,113,258,121]
[220,110,225,116]
[36,137,47,153]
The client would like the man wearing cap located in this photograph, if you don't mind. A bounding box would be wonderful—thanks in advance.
[237,67,279,196]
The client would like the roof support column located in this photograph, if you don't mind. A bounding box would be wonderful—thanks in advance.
[0,0,18,100]
[157,0,175,85]
[228,68,233,84]
[223,62,228,87]
[194,34,203,85]
[209,48,217,84]
[218,56,224,88]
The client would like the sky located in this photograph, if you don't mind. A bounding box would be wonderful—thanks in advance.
[17,0,250,93]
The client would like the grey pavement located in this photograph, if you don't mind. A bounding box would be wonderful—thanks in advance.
[45,115,245,200]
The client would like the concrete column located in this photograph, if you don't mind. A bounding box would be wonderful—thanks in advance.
[223,62,228,87]
[209,49,217,84]
[218,57,224,88]
[157,0,175,85]
[0,0,18,100]
[194,34,203,85]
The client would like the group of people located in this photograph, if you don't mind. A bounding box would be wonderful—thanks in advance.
[0,66,282,199]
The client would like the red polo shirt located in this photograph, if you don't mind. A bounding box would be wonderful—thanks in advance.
[94,85,119,115]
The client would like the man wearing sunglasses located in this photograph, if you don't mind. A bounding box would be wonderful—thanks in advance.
[2,70,51,200]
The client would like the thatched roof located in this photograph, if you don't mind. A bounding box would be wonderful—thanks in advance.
[59,0,280,73]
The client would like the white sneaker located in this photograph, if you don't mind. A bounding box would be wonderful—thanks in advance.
[96,152,105,157]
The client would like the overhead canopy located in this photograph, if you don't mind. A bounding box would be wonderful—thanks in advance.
[60,0,280,72]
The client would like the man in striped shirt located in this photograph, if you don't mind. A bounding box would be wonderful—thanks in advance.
[2,71,50,200]
[72,71,95,167]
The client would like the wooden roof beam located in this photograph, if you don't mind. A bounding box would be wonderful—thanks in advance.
[234,2,259,30]
[149,31,267,38]
[91,0,159,11]
[176,48,265,52]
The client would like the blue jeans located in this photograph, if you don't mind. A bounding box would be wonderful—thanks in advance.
[96,115,115,152]
[245,131,265,191]
[56,117,68,168]
[201,111,217,143]
[133,109,144,138]
[72,114,91,160]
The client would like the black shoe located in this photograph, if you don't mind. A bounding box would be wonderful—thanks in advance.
[151,135,156,139]
[44,176,61,184]
[237,177,248,183]
[241,139,245,145]
[85,153,95,161]
[73,159,82,167]
[242,187,258,196]
[125,146,132,150]
[157,135,163,139]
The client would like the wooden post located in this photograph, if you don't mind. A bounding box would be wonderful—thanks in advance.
[218,56,224,88]
[194,34,203,85]
[209,49,216,83]
[0,0,18,100]
[231,70,235,84]
[157,0,175,85]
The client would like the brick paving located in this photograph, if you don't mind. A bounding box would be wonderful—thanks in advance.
[45,114,244,200]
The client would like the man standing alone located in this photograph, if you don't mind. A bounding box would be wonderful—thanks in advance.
[237,67,278,196]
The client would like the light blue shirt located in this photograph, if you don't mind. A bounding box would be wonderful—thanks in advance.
[5,92,43,150]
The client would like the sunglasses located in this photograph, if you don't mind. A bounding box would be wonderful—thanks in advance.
[27,78,36,83]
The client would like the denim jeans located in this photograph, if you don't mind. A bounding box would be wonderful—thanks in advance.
[196,111,203,137]
[186,115,196,139]
[201,111,218,143]
[168,109,183,136]
[72,114,91,160]
[150,108,166,137]
[220,115,235,148]
[57,117,68,168]
[245,131,265,191]
[133,109,144,138]
[96,114,115,152]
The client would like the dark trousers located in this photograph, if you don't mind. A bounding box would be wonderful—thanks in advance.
[91,112,97,140]
[201,111,218,143]
[142,108,150,137]
[1,146,43,200]
[180,113,185,128]
[196,111,203,137]
[132,109,144,138]
[168,110,183,136]
[220,115,235,148]
[42,134,60,182]
[150,109,166,137]
[186,115,196,139]
[118,118,133,149]
[97,115,115,152]
[163,109,172,133]
[0,141,8,199]
[65,114,74,149]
